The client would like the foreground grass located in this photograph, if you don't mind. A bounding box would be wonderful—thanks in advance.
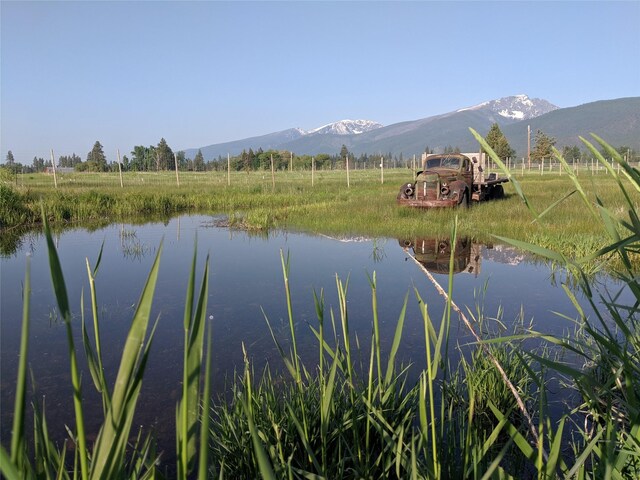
[2,166,638,262]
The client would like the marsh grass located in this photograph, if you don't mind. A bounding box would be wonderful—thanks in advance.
[469,130,640,477]
[209,135,640,478]
[3,167,637,263]
[206,241,545,478]
[0,210,213,480]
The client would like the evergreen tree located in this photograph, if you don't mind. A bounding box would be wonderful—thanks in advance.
[32,156,45,172]
[175,151,187,171]
[193,150,205,171]
[86,141,107,171]
[561,145,581,163]
[484,123,516,160]
[6,151,15,165]
[531,130,556,161]
[58,153,82,168]
[156,138,173,171]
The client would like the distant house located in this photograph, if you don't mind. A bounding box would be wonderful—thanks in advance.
[45,167,75,174]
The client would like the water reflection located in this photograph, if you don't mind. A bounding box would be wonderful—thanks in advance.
[399,237,482,275]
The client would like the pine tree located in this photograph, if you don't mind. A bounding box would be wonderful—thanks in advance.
[6,150,15,165]
[86,141,107,171]
[156,138,173,171]
[531,130,556,161]
[193,150,205,171]
[484,123,515,160]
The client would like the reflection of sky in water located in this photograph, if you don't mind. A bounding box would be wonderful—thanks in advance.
[1,215,628,459]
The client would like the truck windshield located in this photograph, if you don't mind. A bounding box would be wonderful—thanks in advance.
[425,156,460,169]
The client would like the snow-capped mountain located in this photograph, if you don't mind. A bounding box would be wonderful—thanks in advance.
[306,119,383,136]
[184,95,639,159]
[459,94,558,120]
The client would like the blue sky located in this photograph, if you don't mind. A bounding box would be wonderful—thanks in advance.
[2,1,639,164]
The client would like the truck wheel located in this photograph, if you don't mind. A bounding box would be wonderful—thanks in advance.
[493,185,505,199]
[458,190,469,208]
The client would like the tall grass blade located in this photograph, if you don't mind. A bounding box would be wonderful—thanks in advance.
[83,246,111,414]
[280,249,301,385]
[178,244,210,478]
[367,272,383,388]
[198,324,213,480]
[42,208,89,480]
[241,398,277,480]
[90,242,163,479]
[384,293,408,387]
[9,254,30,471]
[469,127,539,219]
[0,446,21,480]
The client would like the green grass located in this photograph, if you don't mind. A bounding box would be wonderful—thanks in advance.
[2,166,638,264]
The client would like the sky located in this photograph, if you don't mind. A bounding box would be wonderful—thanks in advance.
[1,0,639,164]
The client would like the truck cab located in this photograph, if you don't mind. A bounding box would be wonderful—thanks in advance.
[397,152,507,208]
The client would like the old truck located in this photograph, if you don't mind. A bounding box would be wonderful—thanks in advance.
[396,152,508,208]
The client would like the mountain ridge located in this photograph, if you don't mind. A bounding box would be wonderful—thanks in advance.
[184,95,639,159]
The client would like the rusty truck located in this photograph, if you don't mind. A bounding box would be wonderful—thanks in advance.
[396,152,508,208]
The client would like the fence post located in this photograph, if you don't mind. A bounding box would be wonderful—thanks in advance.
[271,154,275,190]
[50,149,58,188]
[346,154,350,188]
[227,153,231,186]
[380,156,384,184]
[174,153,180,186]
[312,156,315,187]
[117,149,124,187]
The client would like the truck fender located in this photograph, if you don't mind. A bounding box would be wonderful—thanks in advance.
[450,181,467,200]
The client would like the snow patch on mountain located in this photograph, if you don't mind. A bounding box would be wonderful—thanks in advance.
[306,119,383,136]
[458,95,558,120]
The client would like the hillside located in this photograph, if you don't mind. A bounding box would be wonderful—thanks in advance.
[184,96,639,159]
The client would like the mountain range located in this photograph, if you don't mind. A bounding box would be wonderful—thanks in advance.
[183,95,640,159]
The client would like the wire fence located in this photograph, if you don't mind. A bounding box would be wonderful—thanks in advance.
[8,158,638,192]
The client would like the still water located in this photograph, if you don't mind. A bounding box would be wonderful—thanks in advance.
[0,214,609,458]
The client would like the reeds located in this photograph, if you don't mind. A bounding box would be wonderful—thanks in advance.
[210,135,639,477]
[1,209,213,479]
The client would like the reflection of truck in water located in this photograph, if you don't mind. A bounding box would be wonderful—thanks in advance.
[399,237,482,275]
[397,153,508,208]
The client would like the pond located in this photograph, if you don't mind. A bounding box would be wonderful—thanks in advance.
[0,214,617,463]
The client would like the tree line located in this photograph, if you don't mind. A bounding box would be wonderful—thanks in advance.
[3,125,638,174]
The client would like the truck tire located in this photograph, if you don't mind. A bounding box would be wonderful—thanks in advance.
[493,185,505,199]
[458,190,469,208]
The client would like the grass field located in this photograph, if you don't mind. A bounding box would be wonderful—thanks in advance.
[2,165,638,263]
